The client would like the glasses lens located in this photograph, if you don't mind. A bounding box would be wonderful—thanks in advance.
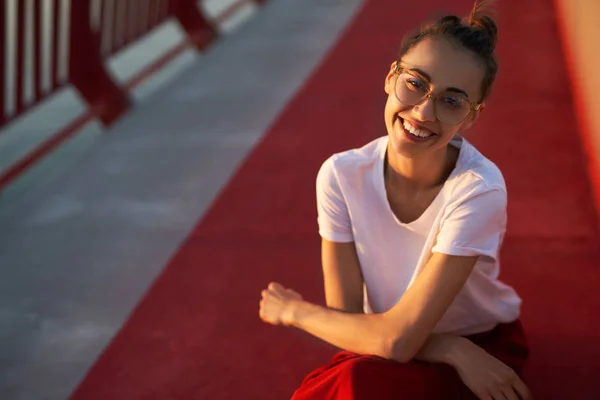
[395,72,427,106]
[435,92,471,125]
[395,72,472,125]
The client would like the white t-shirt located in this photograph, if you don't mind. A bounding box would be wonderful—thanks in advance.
[316,135,521,335]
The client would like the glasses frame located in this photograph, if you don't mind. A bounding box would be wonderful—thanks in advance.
[393,63,483,126]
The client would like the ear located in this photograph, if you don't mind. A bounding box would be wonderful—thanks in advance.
[384,62,397,95]
[461,103,485,131]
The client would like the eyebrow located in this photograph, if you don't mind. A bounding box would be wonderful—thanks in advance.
[402,65,470,98]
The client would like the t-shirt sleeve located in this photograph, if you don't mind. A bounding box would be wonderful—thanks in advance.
[316,156,354,242]
[432,188,507,261]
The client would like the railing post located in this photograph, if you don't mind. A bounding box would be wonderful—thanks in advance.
[69,0,131,126]
[171,0,218,51]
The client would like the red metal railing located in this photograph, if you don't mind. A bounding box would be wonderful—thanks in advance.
[99,0,174,57]
[0,0,266,191]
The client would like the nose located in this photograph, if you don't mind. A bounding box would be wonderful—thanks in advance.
[411,95,436,122]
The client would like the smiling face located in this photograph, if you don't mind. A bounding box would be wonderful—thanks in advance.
[384,36,486,159]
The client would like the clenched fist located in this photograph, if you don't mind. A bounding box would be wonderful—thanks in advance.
[259,282,303,326]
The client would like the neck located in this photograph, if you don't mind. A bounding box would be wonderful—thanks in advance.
[385,143,456,191]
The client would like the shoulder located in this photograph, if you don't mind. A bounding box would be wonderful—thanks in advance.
[447,138,507,207]
[317,136,385,184]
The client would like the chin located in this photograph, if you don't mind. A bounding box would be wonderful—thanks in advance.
[387,131,418,159]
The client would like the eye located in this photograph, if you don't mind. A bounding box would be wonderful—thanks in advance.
[441,94,467,109]
[403,75,427,93]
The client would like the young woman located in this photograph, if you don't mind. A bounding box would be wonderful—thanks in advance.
[259,1,532,399]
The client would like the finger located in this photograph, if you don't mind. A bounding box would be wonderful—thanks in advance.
[489,388,508,400]
[258,301,275,323]
[512,378,532,400]
[500,386,519,400]
[286,288,302,298]
[268,282,285,292]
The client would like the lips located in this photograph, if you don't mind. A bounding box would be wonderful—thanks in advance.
[396,116,437,143]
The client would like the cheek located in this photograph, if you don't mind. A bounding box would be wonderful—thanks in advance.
[384,95,397,119]
[438,120,467,139]
[440,124,460,136]
[385,94,412,117]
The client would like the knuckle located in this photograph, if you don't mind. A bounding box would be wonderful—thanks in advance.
[500,370,514,382]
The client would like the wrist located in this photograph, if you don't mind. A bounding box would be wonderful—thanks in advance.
[283,299,303,327]
[444,335,477,368]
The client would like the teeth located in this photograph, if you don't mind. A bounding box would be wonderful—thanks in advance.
[402,119,432,138]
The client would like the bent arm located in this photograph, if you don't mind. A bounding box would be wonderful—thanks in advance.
[287,252,477,361]
[286,300,474,366]
[316,239,478,365]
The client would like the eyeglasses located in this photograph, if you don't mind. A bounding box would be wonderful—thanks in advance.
[393,64,482,125]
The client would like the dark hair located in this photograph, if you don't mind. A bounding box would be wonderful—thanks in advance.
[397,0,498,102]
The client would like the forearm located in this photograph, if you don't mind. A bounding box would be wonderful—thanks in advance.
[288,300,391,356]
[413,333,471,365]
[286,299,475,366]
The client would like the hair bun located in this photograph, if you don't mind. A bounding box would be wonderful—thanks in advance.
[467,0,498,49]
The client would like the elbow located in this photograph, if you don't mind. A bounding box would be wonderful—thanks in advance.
[371,316,418,362]
[379,336,417,363]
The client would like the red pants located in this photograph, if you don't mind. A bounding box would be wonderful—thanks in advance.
[291,321,528,400]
